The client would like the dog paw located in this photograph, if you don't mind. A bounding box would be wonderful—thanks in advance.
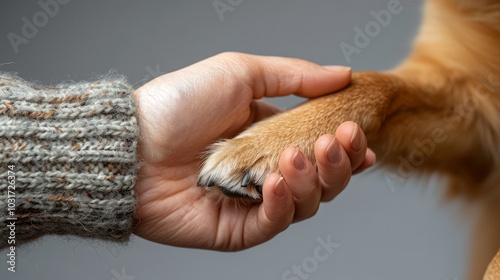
[197,136,278,200]
[197,110,320,200]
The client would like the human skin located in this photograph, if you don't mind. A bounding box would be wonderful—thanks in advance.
[132,52,375,251]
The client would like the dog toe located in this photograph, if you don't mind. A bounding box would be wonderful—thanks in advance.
[197,137,279,200]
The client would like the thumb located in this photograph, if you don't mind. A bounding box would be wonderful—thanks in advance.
[243,54,352,99]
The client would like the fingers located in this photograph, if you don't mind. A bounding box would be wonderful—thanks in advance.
[334,121,369,171]
[275,122,376,217]
[213,52,352,99]
[251,55,352,98]
[314,122,376,201]
[314,135,352,202]
[353,149,376,175]
[248,173,294,244]
[278,147,323,222]
[245,122,376,243]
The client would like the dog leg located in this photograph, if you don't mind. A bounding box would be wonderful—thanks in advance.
[197,72,396,198]
[197,67,495,200]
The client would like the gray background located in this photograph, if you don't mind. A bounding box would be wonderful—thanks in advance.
[0,0,470,279]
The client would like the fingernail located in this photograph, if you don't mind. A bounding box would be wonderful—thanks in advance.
[292,148,306,171]
[274,177,286,197]
[326,138,342,164]
[322,65,352,72]
[350,123,363,151]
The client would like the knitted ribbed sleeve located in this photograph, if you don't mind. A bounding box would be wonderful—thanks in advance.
[0,74,139,248]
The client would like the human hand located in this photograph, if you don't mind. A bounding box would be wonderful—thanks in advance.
[132,52,375,251]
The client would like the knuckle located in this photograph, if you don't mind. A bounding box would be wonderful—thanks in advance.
[214,51,254,81]
[216,52,250,65]
[321,160,351,189]
[286,58,307,91]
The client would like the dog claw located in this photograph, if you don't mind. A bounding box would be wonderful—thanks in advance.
[255,185,262,195]
[222,188,250,198]
[197,178,216,187]
[241,172,250,187]
[207,179,217,187]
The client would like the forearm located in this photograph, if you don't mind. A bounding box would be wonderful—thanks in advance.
[0,73,139,248]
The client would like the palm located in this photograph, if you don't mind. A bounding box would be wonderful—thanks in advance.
[132,75,267,250]
[134,155,267,251]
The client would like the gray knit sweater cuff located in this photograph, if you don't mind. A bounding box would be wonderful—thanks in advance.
[0,74,139,248]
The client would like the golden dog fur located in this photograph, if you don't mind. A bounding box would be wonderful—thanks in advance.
[199,0,500,278]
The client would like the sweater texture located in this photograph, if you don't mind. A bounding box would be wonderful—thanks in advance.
[0,74,138,248]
